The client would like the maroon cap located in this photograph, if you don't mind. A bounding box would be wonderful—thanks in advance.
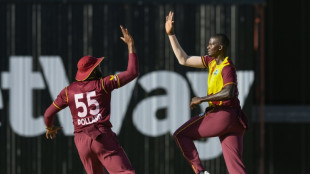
[75,55,104,81]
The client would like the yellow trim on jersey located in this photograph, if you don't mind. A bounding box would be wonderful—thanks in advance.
[101,78,108,94]
[53,102,62,110]
[65,87,68,103]
[116,75,120,87]
[191,165,197,173]
[201,56,207,68]
[223,82,236,88]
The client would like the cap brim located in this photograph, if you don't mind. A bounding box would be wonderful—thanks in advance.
[75,57,104,81]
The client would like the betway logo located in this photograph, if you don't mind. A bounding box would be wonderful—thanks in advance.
[0,56,254,160]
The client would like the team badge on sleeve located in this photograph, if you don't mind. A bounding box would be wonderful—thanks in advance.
[109,74,121,87]
[109,75,118,82]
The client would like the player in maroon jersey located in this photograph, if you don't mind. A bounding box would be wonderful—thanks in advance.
[44,26,138,174]
[165,11,247,174]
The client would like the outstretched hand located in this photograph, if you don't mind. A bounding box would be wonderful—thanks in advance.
[120,25,135,53]
[165,11,175,35]
[45,126,62,139]
[120,25,134,46]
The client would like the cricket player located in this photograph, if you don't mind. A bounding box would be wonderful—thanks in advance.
[44,26,138,174]
[165,11,248,174]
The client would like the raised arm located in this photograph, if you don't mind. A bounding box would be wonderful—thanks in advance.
[165,11,205,68]
[117,26,139,86]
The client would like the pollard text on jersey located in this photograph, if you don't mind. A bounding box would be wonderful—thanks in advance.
[78,114,103,126]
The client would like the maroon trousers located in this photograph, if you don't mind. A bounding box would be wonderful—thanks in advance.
[174,107,247,174]
[74,128,135,174]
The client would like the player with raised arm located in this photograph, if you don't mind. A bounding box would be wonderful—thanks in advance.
[44,26,138,174]
[165,11,248,174]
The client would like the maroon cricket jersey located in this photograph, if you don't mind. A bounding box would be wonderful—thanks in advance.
[202,55,248,129]
[201,55,240,108]
[44,53,139,133]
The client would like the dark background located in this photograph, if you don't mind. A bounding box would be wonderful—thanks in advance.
[264,0,310,173]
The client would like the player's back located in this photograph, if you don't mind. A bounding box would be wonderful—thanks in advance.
[66,78,113,133]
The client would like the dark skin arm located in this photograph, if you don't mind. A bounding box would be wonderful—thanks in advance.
[190,85,235,109]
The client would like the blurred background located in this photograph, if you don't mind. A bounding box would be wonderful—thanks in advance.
[0,0,309,173]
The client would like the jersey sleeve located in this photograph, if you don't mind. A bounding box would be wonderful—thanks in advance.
[201,55,213,68]
[101,75,121,93]
[101,53,139,93]
[44,104,60,127]
[222,65,237,87]
[53,87,69,109]
[44,87,69,127]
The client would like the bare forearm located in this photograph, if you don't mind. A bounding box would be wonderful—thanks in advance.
[200,92,230,102]
[200,86,234,102]
[127,44,136,53]
[168,35,189,65]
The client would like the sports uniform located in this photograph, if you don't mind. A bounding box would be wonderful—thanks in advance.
[173,56,248,174]
[44,53,138,174]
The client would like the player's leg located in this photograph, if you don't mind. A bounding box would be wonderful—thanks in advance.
[74,133,106,174]
[173,108,238,174]
[219,126,247,174]
[92,128,135,174]
[173,115,206,174]
[101,146,135,174]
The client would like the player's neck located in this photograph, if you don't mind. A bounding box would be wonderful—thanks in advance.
[214,54,226,65]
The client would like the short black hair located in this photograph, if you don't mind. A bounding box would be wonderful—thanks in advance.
[212,34,230,48]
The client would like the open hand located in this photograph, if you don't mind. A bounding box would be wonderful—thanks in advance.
[190,97,202,110]
[165,11,175,35]
[45,126,62,139]
[120,25,134,46]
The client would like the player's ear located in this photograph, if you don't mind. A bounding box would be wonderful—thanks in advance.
[219,45,223,51]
